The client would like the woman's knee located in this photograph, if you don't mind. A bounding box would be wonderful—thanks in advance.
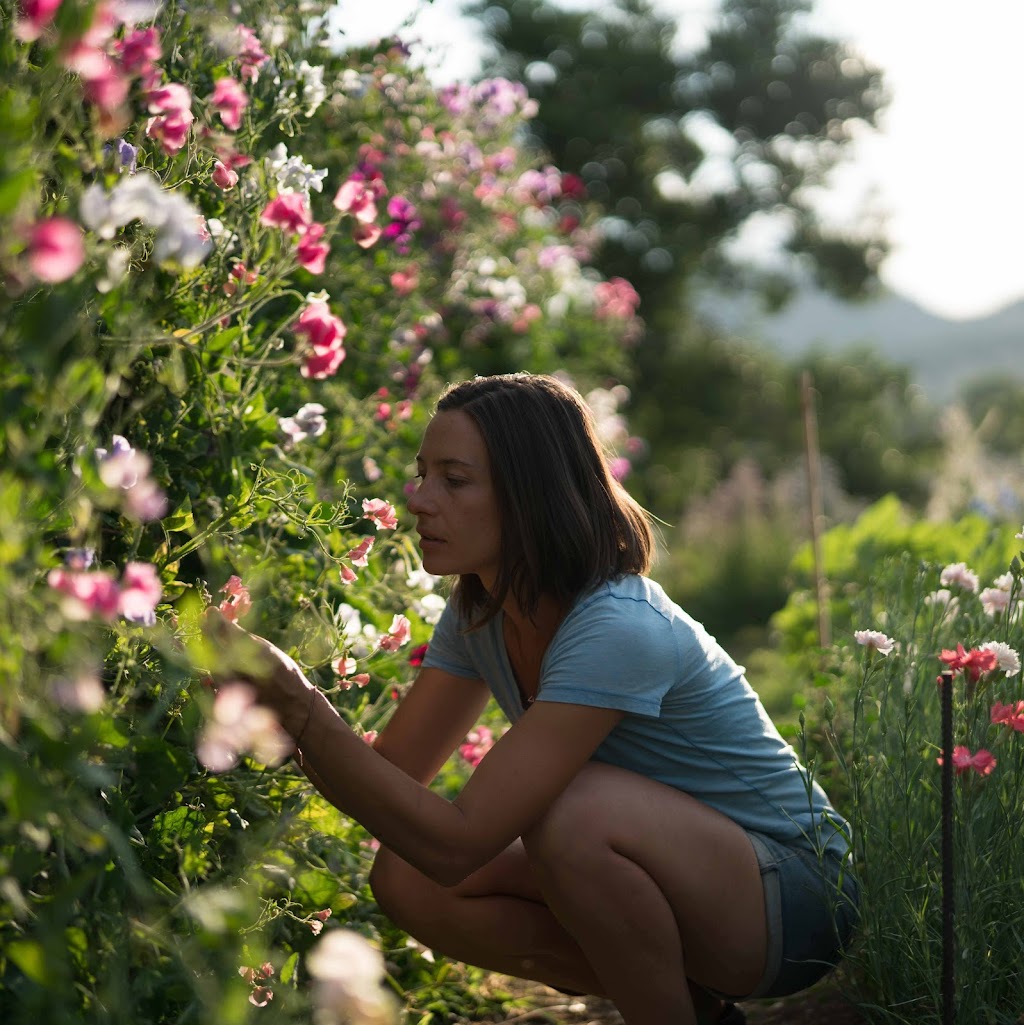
[368,848,430,929]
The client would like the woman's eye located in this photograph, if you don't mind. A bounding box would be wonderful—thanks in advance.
[446,477,467,488]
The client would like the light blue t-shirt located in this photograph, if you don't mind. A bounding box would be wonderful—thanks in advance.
[422,575,850,856]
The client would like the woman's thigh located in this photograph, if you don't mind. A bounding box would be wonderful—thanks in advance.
[523,761,769,997]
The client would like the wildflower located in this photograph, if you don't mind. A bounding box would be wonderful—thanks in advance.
[279,402,327,448]
[210,76,248,130]
[459,726,495,767]
[937,745,997,776]
[333,179,380,223]
[264,143,329,199]
[26,217,85,283]
[978,640,1021,677]
[939,643,999,682]
[306,929,397,1025]
[854,629,896,656]
[362,498,397,531]
[412,593,445,625]
[239,961,275,1006]
[382,195,420,253]
[118,561,162,625]
[408,643,428,668]
[114,26,161,78]
[145,83,194,154]
[333,656,357,678]
[212,160,238,190]
[378,614,411,652]
[294,60,328,116]
[232,24,268,82]
[15,0,62,42]
[352,222,382,248]
[114,138,138,174]
[939,562,980,593]
[293,300,347,380]
[980,584,1012,617]
[48,568,121,621]
[991,700,1024,732]
[217,575,252,623]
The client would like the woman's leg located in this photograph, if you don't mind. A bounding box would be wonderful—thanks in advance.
[370,762,767,1025]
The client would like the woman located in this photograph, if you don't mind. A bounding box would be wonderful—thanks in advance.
[209,373,858,1025]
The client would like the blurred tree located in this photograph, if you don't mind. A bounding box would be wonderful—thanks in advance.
[465,0,913,516]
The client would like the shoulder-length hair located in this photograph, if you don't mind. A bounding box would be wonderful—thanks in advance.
[435,373,653,627]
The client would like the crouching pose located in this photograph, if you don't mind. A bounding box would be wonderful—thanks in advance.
[208,373,858,1025]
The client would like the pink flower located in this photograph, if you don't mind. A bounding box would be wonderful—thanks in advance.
[939,644,999,682]
[854,629,896,656]
[979,586,1012,617]
[459,726,495,767]
[991,700,1024,732]
[260,193,311,234]
[124,478,168,522]
[296,222,330,274]
[408,643,428,667]
[333,179,378,223]
[217,575,252,623]
[339,565,357,584]
[293,300,347,380]
[302,345,346,380]
[594,277,641,319]
[249,986,274,1007]
[15,0,63,41]
[145,88,194,155]
[197,683,292,772]
[609,456,631,481]
[212,160,238,190]
[114,27,161,78]
[938,745,997,777]
[390,265,419,294]
[118,561,162,624]
[378,614,411,652]
[148,83,192,115]
[352,223,382,249]
[210,77,248,131]
[333,656,357,677]
[347,537,374,567]
[26,217,85,283]
[939,562,979,594]
[362,498,397,531]
[233,25,268,81]
[48,568,121,621]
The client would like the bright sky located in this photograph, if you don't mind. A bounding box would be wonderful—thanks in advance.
[333,0,1024,321]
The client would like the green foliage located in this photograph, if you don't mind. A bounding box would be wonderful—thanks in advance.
[797,542,1024,1022]
[0,1,640,1021]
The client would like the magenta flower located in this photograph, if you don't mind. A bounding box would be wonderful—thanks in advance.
[211,160,238,190]
[233,25,268,82]
[26,217,85,283]
[459,726,495,768]
[361,498,397,531]
[15,0,63,41]
[293,300,347,380]
[118,562,162,624]
[114,27,161,78]
[260,193,311,235]
[296,222,330,274]
[210,77,248,131]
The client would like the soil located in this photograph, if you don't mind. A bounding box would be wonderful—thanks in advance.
[482,977,871,1025]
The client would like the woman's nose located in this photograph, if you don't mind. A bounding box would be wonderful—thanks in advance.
[407,480,430,514]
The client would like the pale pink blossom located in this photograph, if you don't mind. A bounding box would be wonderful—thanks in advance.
[459,726,495,767]
[26,217,85,283]
[124,477,168,521]
[210,76,248,131]
[50,671,105,713]
[352,223,381,249]
[260,193,311,234]
[118,561,162,624]
[339,565,358,584]
[48,568,121,621]
[853,629,895,656]
[593,277,640,320]
[233,24,268,82]
[940,562,979,594]
[362,498,397,531]
[217,575,252,623]
[980,586,1011,617]
[378,614,411,652]
[333,656,357,677]
[212,160,238,190]
[197,682,292,772]
[347,536,374,567]
[333,179,378,223]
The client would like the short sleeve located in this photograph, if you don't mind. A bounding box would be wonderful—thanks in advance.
[420,599,480,678]
[537,592,679,716]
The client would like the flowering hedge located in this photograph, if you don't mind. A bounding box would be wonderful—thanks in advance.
[0,1,644,1021]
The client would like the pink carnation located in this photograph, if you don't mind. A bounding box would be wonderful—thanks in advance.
[938,745,997,777]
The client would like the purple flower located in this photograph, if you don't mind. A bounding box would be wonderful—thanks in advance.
[65,547,96,570]
[117,139,138,174]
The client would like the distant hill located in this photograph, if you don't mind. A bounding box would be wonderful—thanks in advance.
[698,288,1024,398]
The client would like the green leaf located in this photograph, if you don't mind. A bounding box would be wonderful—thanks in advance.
[165,495,194,533]
[0,168,37,217]
[7,940,49,985]
[279,950,299,986]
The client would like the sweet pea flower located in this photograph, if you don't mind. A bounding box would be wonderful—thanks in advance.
[15,0,63,41]
[118,561,162,624]
[977,640,1021,676]
[306,930,396,1025]
[333,179,378,223]
[459,726,495,768]
[362,498,397,531]
[145,83,194,154]
[378,614,411,652]
[347,537,374,567]
[408,643,428,668]
[96,434,141,486]
[217,575,252,623]
[48,568,121,621]
[292,300,347,380]
[197,682,292,772]
[333,656,357,677]
[211,160,238,190]
[296,222,330,274]
[26,217,85,283]
[232,24,268,82]
[50,671,105,713]
[114,26,161,77]
[352,222,382,248]
[278,402,327,447]
[260,193,311,234]
[853,629,895,656]
[938,745,996,777]
[210,76,248,131]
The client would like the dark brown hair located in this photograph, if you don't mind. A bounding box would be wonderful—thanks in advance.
[435,373,653,626]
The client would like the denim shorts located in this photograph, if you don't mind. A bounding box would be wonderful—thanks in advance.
[711,831,860,1001]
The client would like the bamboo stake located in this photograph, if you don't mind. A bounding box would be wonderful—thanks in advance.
[940,668,955,1025]
[800,371,830,648]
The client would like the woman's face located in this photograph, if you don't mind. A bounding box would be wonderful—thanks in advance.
[408,410,502,587]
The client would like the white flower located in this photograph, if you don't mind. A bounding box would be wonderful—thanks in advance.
[265,143,328,198]
[939,562,980,593]
[980,586,1012,617]
[412,593,446,625]
[1016,525,1024,541]
[306,930,397,1025]
[405,565,438,592]
[279,402,327,447]
[206,217,238,251]
[97,245,131,293]
[296,60,327,116]
[978,641,1022,677]
[853,629,895,656]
